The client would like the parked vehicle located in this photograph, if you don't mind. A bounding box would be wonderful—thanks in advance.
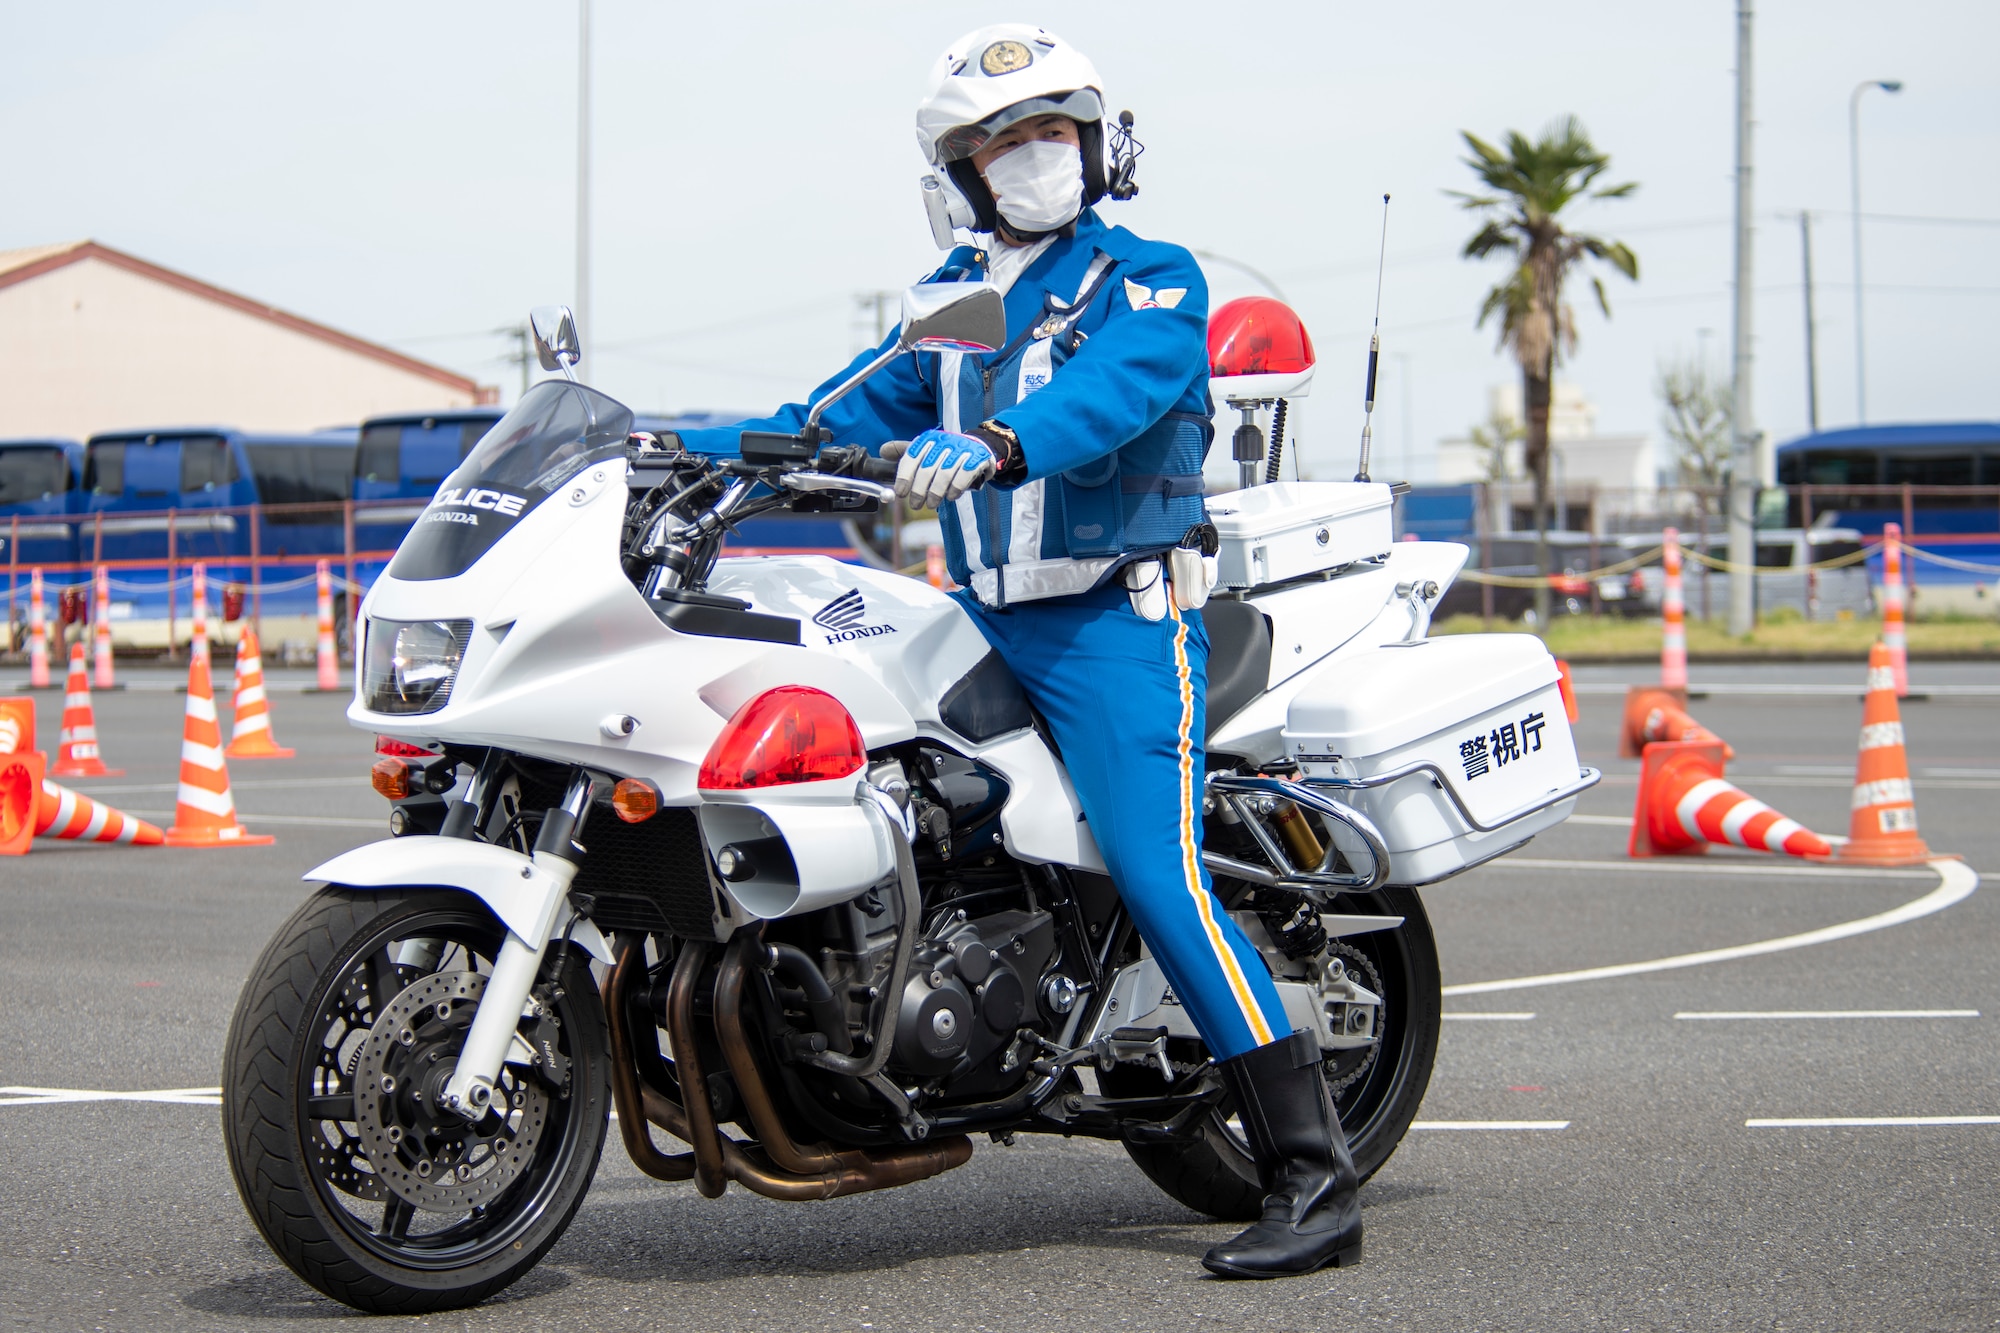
[221,292,1596,1313]
[0,437,82,569]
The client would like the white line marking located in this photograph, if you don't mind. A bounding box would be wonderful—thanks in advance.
[1922,768,2000,779]
[1565,814,1634,826]
[1442,1012,1537,1021]
[0,1085,222,1107]
[71,776,368,794]
[121,808,383,829]
[1747,1115,2000,1128]
[1677,1010,1978,1020]
[1473,856,1934,880]
[1776,765,1856,776]
[1443,859,1977,997]
[1409,1120,1569,1131]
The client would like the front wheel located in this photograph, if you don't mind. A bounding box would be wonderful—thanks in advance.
[221,886,609,1314]
[1112,885,1441,1221]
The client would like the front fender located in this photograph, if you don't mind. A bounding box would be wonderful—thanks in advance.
[305,836,614,964]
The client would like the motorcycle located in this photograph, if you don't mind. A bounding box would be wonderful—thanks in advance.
[221,286,1598,1312]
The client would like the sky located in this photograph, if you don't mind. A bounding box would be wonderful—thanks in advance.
[4,1,1996,482]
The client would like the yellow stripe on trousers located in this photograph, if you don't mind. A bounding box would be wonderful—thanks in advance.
[1168,603,1276,1048]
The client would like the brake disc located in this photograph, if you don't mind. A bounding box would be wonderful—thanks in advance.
[307,967,396,1202]
[352,970,551,1212]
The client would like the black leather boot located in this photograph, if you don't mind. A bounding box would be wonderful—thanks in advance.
[1200,1029,1363,1279]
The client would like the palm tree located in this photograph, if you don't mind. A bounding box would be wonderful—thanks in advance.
[1454,117,1638,626]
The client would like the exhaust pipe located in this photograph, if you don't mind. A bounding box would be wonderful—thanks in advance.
[608,933,971,1201]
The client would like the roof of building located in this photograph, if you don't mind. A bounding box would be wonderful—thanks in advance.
[0,239,491,401]
[1778,422,2000,452]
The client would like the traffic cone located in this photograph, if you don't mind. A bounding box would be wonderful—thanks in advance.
[36,775,163,845]
[1824,642,1942,867]
[1619,686,1733,760]
[224,627,294,759]
[1,749,42,856]
[0,695,37,757]
[190,562,211,670]
[92,565,116,689]
[27,568,49,688]
[314,560,339,690]
[1879,523,1910,697]
[1554,659,1579,724]
[1659,527,1688,692]
[52,642,120,778]
[925,544,947,591]
[1629,739,1831,860]
[164,655,273,847]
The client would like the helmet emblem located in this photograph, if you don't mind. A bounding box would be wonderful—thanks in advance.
[979,40,1033,76]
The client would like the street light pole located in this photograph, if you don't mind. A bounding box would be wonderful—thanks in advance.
[576,0,592,368]
[1726,0,1758,637]
[1799,211,1819,433]
[1849,78,1902,424]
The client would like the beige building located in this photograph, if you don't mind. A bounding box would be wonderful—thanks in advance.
[0,240,493,442]
[1433,383,1658,532]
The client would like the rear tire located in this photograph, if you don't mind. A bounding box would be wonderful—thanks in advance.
[221,886,608,1314]
[1113,886,1441,1221]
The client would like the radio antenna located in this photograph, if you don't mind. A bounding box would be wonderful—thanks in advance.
[1356,193,1390,482]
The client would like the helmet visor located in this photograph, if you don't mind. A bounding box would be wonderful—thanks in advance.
[934,87,1103,163]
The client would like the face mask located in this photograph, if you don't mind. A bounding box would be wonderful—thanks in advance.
[983,140,1085,234]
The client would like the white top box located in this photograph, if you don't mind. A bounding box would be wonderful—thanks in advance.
[1206,482,1393,590]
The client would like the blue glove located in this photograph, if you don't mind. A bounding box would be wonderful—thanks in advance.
[885,428,997,509]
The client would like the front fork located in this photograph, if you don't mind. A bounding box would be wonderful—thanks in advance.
[438,769,594,1120]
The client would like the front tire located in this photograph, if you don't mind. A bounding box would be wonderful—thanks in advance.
[222,886,609,1314]
[1113,886,1441,1221]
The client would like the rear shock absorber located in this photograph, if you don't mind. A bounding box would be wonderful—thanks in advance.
[1256,888,1329,961]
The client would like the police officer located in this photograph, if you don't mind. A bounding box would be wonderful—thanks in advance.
[681,25,1361,1279]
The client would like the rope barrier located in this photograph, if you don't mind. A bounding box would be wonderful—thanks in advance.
[1902,545,2000,576]
[1680,545,1877,576]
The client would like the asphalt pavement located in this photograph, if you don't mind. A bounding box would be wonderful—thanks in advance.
[2,659,1996,1331]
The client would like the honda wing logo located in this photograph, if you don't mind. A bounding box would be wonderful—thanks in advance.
[811,590,897,645]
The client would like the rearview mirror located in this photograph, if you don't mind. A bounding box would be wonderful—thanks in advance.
[529,306,581,377]
[898,283,1005,355]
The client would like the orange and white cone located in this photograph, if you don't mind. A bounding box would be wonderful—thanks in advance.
[164,655,273,848]
[1879,523,1909,697]
[27,568,49,689]
[92,565,115,689]
[0,749,43,856]
[1629,739,1831,860]
[1659,527,1688,692]
[0,694,38,757]
[314,560,339,690]
[1619,686,1733,760]
[190,562,211,670]
[1554,659,1579,724]
[1825,641,1942,867]
[225,627,294,759]
[36,776,163,845]
[52,642,120,778]
[925,544,947,591]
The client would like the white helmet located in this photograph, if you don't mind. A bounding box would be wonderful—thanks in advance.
[915,25,1119,242]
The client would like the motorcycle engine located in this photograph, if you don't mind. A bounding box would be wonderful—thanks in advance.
[891,906,1058,1096]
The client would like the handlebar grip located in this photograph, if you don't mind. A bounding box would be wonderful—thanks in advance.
[860,455,901,483]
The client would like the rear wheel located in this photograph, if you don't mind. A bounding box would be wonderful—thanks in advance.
[1111,886,1440,1221]
[221,886,608,1314]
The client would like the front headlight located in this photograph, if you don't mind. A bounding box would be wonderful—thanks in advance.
[362,618,471,715]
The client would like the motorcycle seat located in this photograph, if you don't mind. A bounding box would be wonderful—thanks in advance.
[1201,598,1272,743]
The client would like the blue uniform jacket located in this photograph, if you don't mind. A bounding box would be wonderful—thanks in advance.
[678,210,1213,602]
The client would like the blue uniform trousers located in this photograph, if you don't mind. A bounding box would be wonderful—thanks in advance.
[956,584,1292,1061]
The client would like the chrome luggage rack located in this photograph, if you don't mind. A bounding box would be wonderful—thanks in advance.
[1203,765,1602,894]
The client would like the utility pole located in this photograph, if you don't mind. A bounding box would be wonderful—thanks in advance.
[1799,212,1819,433]
[1727,0,1758,637]
[576,0,592,368]
[498,323,532,399]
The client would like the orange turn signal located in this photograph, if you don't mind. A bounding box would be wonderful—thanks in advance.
[371,757,411,800]
[611,777,660,823]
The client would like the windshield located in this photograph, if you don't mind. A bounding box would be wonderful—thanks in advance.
[387,380,634,581]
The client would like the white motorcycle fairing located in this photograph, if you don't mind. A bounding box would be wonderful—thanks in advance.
[303,836,615,964]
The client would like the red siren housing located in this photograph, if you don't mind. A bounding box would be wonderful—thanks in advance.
[1208,297,1316,379]
[699,686,867,791]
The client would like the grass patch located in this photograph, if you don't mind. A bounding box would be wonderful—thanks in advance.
[1431,613,2000,660]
